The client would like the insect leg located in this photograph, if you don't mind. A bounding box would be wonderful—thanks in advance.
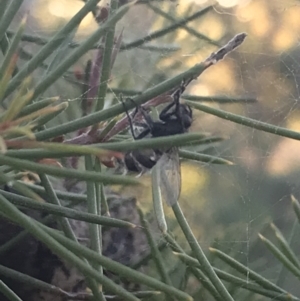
[120,97,139,140]
[160,82,186,121]
[173,81,186,105]
[159,100,177,121]
[126,98,156,132]
[173,81,186,115]
[121,97,153,140]
[125,98,158,135]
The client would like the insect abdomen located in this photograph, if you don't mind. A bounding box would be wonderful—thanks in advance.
[124,149,162,172]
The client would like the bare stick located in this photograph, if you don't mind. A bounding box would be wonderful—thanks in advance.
[66,33,247,144]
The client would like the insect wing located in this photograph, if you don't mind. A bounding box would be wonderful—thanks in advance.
[156,147,181,206]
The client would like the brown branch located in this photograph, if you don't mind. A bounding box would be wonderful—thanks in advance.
[65,33,247,145]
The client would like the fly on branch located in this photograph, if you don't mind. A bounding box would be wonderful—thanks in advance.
[117,82,193,206]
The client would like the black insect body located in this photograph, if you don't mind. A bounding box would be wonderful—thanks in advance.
[121,84,193,206]
[130,91,193,139]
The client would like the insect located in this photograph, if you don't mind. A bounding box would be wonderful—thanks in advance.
[121,83,193,206]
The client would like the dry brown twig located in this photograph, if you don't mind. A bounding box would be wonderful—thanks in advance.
[65,33,247,146]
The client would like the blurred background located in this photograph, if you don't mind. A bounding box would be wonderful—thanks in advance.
[12,0,300,295]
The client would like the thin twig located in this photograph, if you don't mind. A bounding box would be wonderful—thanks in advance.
[65,33,246,145]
